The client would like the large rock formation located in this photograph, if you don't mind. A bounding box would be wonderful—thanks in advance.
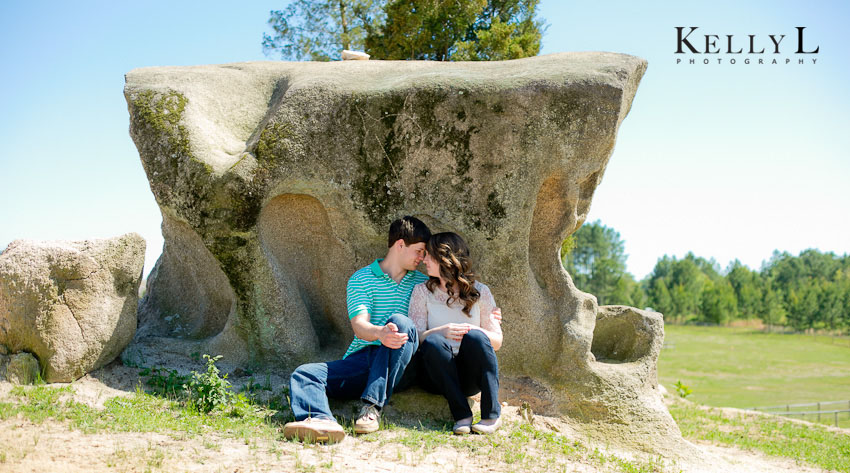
[124,53,678,450]
[0,234,145,382]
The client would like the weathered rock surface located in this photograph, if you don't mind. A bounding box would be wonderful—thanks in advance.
[124,53,681,451]
[0,234,145,382]
[4,352,40,384]
[0,353,8,381]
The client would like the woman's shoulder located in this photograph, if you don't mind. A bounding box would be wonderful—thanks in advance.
[473,280,495,302]
[413,281,428,291]
[473,280,490,292]
[412,282,434,297]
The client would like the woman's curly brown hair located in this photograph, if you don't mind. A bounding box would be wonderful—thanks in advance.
[425,232,480,317]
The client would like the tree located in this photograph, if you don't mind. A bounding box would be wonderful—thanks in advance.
[366,0,544,60]
[365,0,485,60]
[726,260,763,320]
[456,0,544,60]
[264,0,545,62]
[648,277,674,316]
[762,248,850,332]
[263,0,384,61]
[561,220,639,306]
[668,255,706,318]
[759,285,787,330]
[645,253,729,323]
[700,279,738,325]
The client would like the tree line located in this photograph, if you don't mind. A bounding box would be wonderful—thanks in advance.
[562,221,850,332]
[262,0,545,61]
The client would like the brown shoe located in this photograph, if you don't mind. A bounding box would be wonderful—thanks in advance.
[353,403,381,434]
[283,417,345,443]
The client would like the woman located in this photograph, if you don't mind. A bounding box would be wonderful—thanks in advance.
[407,232,503,435]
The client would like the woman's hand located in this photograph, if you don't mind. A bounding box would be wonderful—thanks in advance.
[439,323,471,342]
[490,307,502,323]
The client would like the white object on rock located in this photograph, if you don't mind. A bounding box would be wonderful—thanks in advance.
[341,50,370,60]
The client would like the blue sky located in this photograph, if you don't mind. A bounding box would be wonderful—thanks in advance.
[1,0,848,280]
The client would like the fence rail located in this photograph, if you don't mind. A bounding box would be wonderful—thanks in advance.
[749,400,850,411]
[747,400,850,426]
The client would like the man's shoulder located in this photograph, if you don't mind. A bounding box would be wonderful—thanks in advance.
[409,270,429,284]
[348,264,377,283]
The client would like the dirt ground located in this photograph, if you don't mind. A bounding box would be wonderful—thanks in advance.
[0,363,838,473]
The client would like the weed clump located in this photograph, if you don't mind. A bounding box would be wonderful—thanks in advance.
[186,354,233,413]
[138,354,260,417]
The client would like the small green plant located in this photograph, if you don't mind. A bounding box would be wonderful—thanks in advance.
[139,366,190,397]
[185,354,234,413]
[674,380,693,398]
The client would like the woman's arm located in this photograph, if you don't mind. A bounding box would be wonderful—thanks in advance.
[472,283,503,350]
[407,284,430,341]
[466,324,502,350]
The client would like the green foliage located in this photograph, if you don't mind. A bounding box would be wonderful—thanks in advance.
[139,366,190,397]
[699,279,737,325]
[366,0,485,60]
[366,0,544,61]
[263,0,545,62]
[452,0,545,61]
[646,253,716,320]
[562,219,849,330]
[673,380,692,398]
[561,220,641,306]
[726,260,762,319]
[186,355,235,414]
[263,0,384,61]
[761,249,850,331]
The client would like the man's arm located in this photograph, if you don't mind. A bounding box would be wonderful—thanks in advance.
[350,313,409,349]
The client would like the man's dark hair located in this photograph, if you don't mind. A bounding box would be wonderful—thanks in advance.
[388,216,431,248]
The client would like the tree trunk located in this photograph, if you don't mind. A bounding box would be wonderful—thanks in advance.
[339,0,350,50]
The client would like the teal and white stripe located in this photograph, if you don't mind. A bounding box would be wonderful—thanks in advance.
[343,259,428,358]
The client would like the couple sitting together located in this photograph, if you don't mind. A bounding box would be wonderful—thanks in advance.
[283,216,503,442]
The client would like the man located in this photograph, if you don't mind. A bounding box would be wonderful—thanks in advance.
[283,216,431,442]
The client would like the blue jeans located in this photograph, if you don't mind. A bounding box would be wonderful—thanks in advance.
[289,314,419,421]
[419,329,501,421]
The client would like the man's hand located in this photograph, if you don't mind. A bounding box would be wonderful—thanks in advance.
[491,307,502,323]
[379,322,409,349]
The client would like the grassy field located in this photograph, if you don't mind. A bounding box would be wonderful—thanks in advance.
[658,324,850,428]
[668,397,850,472]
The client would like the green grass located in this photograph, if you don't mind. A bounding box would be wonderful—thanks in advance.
[382,420,669,472]
[0,384,281,442]
[659,325,850,428]
[669,399,850,472]
[0,384,672,473]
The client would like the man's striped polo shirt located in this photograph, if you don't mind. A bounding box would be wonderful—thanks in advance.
[343,259,429,358]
